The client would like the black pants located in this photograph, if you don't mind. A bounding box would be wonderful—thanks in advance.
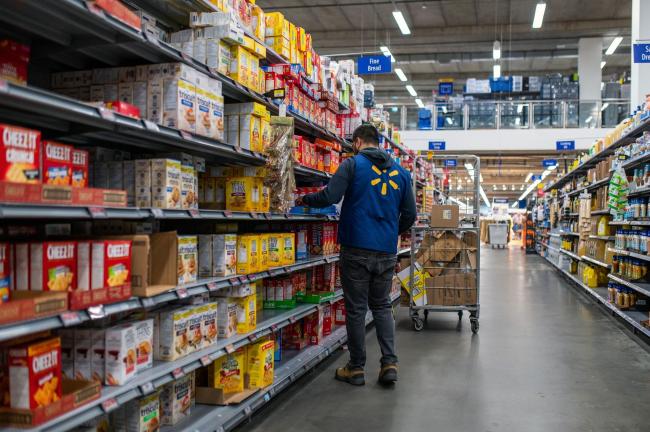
[339,245,398,369]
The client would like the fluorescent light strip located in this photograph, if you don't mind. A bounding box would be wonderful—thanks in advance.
[493,64,501,78]
[392,10,411,35]
[415,98,424,108]
[379,46,396,63]
[525,172,533,182]
[601,61,607,69]
[480,186,490,207]
[406,85,417,96]
[492,40,501,60]
[532,2,546,29]
[606,36,623,55]
[601,103,610,111]
[395,68,408,82]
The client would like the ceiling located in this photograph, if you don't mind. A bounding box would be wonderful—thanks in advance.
[257,0,633,104]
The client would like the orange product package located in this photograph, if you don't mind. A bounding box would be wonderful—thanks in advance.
[42,141,72,185]
[71,149,89,187]
[0,123,40,183]
[8,336,62,409]
[91,240,132,289]
[29,241,76,292]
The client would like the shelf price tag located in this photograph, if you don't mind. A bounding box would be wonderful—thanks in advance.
[248,334,257,342]
[200,355,212,367]
[140,382,155,395]
[0,79,8,93]
[142,119,160,132]
[101,398,119,413]
[151,208,164,218]
[85,1,105,16]
[228,277,238,286]
[180,130,192,141]
[176,287,189,299]
[289,316,297,324]
[88,305,105,320]
[264,393,271,402]
[98,107,115,121]
[206,282,218,292]
[141,297,155,308]
[243,406,252,416]
[60,311,82,327]
[223,210,233,218]
[249,212,258,219]
[144,31,160,46]
[263,213,272,220]
[224,344,235,354]
[270,324,278,332]
[180,51,192,62]
[172,367,184,379]
[188,209,201,218]
[88,207,107,219]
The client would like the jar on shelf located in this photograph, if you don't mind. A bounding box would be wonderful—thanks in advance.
[622,290,630,308]
[608,283,617,303]
[612,255,620,274]
[641,197,648,218]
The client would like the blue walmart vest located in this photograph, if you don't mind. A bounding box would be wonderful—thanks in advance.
[338,154,411,254]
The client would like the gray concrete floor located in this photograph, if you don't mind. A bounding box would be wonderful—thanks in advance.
[238,247,650,432]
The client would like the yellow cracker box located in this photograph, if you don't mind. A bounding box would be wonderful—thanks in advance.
[267,234,282,268]
[229,45,250,88]
[259,234,268,271]
[236,234,259,275]
[234,294,256,334]
[265,12,289,39]
[280,233,295,265]
[246,339,274,389]
[226,177,260,212]
[208,348,245,394]
[177,235,198,285]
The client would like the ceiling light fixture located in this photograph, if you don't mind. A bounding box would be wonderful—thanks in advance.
[532,1,546,29]
[601,61,606,69]
[493,40,501,60]
[511,184,515,191]
[606,36,623,55]
[446,117,453,125]
[601,103,610,111]
[525,172,533,182]
[392,11,411,35]
[520,185,525,191]
[493,64,501,79]
[415,98,424,108]
[519,179,541,202]
[502,185,506,191]
[441,106,448,114]
[395,68,408,82]
[406,85,417,96]
[585,116,593,124]
[380,46,396,63]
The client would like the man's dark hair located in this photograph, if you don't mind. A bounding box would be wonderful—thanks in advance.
[352,124,380,146]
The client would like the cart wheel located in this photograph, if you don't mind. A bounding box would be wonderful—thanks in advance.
[470,318,479,334]
[423,310,429,321]
[458,311,463,320]
[412,317,424,331]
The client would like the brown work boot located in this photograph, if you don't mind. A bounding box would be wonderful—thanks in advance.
[378,363,398,385]
[335,363,365,386]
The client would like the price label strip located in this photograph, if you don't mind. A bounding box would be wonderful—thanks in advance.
[176,287,189,299]
[60,311,82,327]
[88,305,105,320]
[200,355,212,367]
[88,207,107,219]
[97,107,115,121]
[188,208,201,218]
[151,208,164,218]
[141,297,155,308]
[224,344,235,354]
[172,367,184,379]
[206,281,218,292]
[142,119,160,132]
[101,398,119,413]
[140,382,155,395]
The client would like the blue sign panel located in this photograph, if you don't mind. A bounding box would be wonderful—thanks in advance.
[443,159,457,167]
[543,159,558,167]
[531,175,542,181]
[493,198,509,204]
[633,44,650,63]
[556,140,575,151]
[428,141,446,150]
[438,82,453,95]
[357,55,392,74]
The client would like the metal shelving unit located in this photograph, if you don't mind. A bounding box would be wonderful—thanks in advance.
[607,274,650,297]
[609,248,650,262]
[581,255,611,269]
[560,249,581,261]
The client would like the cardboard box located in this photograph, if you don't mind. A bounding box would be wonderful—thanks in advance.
[217,300,237,339]
[0,291,67,325]
[124,391,160,432]
[234,294,256,334]
[157,308,190,361]
[71,149,88,188]
[246,339,274,389]
[396,263,427,306]
[42,141,72,186]
[73,329,92,382]
[177,235,198,285]
[207,348,246,394]
[430,205,459,228]
[9,336,62,409]
[160,374,192,426]
[0,124,40,184]
[151,158,182,209]
[90,328,105,384]
[91,240,132,289]
[29,242,76,292]
[200,302,218,348]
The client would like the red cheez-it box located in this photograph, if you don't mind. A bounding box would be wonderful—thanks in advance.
[0,124,40,183]
[29,242,77,292]
[9,337,62,410]
[42,141,72,186]
[71,149,88,187]
[91,240,132,289]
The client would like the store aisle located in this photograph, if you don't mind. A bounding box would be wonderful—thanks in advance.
[239,247,650,432]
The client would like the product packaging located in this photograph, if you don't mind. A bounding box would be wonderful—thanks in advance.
[104,323,137,386]
[0,123,40,183]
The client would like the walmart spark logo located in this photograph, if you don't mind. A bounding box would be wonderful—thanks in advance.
[370,166,399,195]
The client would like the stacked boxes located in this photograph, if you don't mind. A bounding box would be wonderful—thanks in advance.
[224,102,269,152]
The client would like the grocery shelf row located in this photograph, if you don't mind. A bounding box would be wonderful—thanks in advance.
[607,274,650,297]
[609,220,650,226]
[609,248,650,262]
[559,248,581,261]
[580,255,610,269]
[0,255,340,343]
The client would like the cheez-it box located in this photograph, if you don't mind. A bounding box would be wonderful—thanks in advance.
[9,336,62,410]
[42,141,72,186]
[29,241,76,292]
[0,123,40,183]
[91,240,132,290]
[71,149,89,188]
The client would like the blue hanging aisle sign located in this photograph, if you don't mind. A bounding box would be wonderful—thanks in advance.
[531,175,543,181]
[357,55,392,74]
[633,44,650,63]
[443,159,457,167]
[428,141,446,150]
[556,140,575,151]
[438,82,453,95]
[543,159,558,167]
[493,198,509,204]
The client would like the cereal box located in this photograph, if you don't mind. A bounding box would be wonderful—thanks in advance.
[208,348,245,394]
[226,176,260,212]
[201,302,218,348]
[247,339,274,389]
[280,233,295,265]
[158,308,190,361]
[42,141,72,185]
[0,243,9,303]
[0,124,40,183]
[186,306,203,353]
[29,241,76,292]
[217,301,237,339]
[177,235,198,285]
[71,149,89,187]
[125,392,160,432]
[105,323,137,386]
[73,328,92,382]
[234,294,256,334]
[135,159,152,208]
[160,374,192,426]
[90,328,105,384]
[9,337,62,410]
[134,319,154,371]
[91,240,132,289]
[152,158,182,209]
[181,164,197,209]
[236,234,259,275]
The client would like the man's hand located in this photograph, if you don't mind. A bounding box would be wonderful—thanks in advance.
[295,196,306,207]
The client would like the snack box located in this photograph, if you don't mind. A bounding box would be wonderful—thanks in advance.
[181,165,198,209]
[0,124,40,184]
[226,176,260,212]
[124,392,160,432]
[217,301,237,339]
[29,241,76,292]
[236,234,259,275]
[234,294,256,334]
[133,319,154,372]
[186,305,204,352]
[160,375,192,426]
[91,240,132,290]
[90,328,105,384]
[42,141,72,186]
[280,233,295,265]
[207,348,245,394]
[157,308,190,361]
[246,339,274,389]
[198,234,237,278]
[8,336,62,409]
[177,235,198,285]
[71,149,88,188]
[0,242,8,303]
[266,233,282,268]
[104,323,136,386]
[58,329,74,380]
[73,328,92,382]
[259,234,269,271]
[151,158,182,209]
[200,302,218,348]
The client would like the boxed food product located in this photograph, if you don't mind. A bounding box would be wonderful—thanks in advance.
[162,64,196,133]
[0,39,30,85]
[195,78,212,138]
[59,329,74,379]
[71,149,88,188]
[234,294,256,334]
[73,329,92,382]
[41,141,72,186]
[207,348,245,394]
[181,165,197,209]
[266,233,282,268]
[91,240,132,289]
[246,339,274,389]
[151,158,182,209]
[177,235,198,285]
[236,234,259,275]
[0,242,7,302]
[158,308,190,361]
[280,233,295,265]
[186,306,204,352]
[90,328,105,384]
[104,323,136,386]
[124,392,160,432]
[29,242,76,292]
[226,176,260,212]
[259,234,269,271]
[160,375,192,426]
[0,124,40,183]
[134,159,152,208]
[201,302,218,348]
[8,336,62,409]
[217,300,237,339]
[133,319,154,372]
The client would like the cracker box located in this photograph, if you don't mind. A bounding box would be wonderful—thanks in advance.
[259,234,269,271]
[207,348,245,394]
[160,374,192,426]
[104,323,137,386]
[195,80,212,138]
[217,301,237,339]
[246,339,274,389]
[90,328,105,384]
[151,158,182,209]
[71,149,88,188]
[76,240,90,291]
[162,65,196,133]
[186,306,204,353]
[201,302,218,348]
[267,234,282,268]
[177,235,198,285]
[58,329,74,380]
[280,233,295,265]
[158,308,190,361]
[181,165,197,209]
[134,319,154,372]
[42,141,72,186]
[73,328,92,382]
[234,294,256,334]
[9,337,62,410]
[226,176,260,212]
[0,124,40,183]
[125,392,160,432]
[91,240,132,289]
[29,242,76,292]
[216,234,237,277]
[236,234,259,275]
